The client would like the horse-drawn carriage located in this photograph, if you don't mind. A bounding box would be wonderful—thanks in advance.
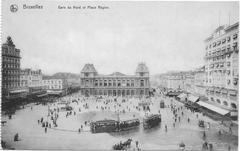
[60,105,73,111]
[112,139,132,150]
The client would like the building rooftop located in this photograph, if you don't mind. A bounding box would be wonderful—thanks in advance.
[225,22,239,31]
[136,62,149,73]
[81,64,97,73]
[205,22,239,42]
[108,72,126,76]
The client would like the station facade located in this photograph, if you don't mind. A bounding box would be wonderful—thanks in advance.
[80,63,150,97]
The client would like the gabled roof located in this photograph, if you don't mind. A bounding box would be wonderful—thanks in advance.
[136,63,149,73]
[108,72,126,76]
[81,64,97,73]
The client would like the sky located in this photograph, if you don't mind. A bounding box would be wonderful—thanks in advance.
[2,1,239,75]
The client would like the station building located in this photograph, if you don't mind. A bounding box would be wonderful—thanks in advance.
[80,63,150,97]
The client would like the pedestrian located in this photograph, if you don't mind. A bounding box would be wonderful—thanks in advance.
[135,141,139,148]
[203,131,206,139]
[229,127,232,135]
[165,125,167,132]
[45,127,47,133]
[173,123,175,128]
[187,118,190,123]
[178,116,181,122]
[14,133,19,141]
[209,143,213,151]
[228,145,231,151]
[78,128,81,133]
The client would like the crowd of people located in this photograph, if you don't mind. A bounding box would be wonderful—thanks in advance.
[7,92,236,150]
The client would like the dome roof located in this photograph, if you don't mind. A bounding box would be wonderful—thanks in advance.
[136,62,149,73]
[81,64,97,73]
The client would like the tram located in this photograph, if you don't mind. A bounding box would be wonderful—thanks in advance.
[91,120,119,133]
[119,119,140,131]
[143,114,161,129]
[90,118,140,133]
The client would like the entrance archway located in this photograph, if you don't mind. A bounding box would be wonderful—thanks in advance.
[85,90,89,97]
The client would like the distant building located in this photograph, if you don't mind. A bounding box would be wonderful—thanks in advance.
[204,22,239,112]
[80,63,150,97]
[184,72,195,94]
[20,68,43,93]
[193,66,206,96]
[158,72,186,95]
[2,37,23,99]
[42,76,68,96]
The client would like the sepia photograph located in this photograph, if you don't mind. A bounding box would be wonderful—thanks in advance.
[1,1,239,150]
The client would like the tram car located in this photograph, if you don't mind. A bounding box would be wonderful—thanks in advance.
[143,114,161,129]
[91,119,140,133]
[118,119,140,131]
[91,120,119,133]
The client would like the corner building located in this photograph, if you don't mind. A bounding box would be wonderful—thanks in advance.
[80,63,150,97]
[204,22,239,113]
[2,37,21,97]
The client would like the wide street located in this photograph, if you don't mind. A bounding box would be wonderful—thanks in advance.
[1,93,238,150]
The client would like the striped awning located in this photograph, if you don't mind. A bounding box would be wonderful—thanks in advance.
[177,93,187,99]
[188,95,199,103]
[10,89,28,93]
[197,101,230,115]
[37,93,48,97]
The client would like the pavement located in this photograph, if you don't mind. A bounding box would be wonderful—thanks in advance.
[1,93,238,150]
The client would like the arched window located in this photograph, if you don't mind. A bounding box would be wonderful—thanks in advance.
[140,80,144,87]
[104,80,107,86]
[113,80,116,86]
[127,80,130,86]
[127,90,130,95]
[118,80,121,87]
[223,101,228,106]
[231,103,237,109]
[131,80,134,87]
[95,80,98,86]
[108,80,112,86]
